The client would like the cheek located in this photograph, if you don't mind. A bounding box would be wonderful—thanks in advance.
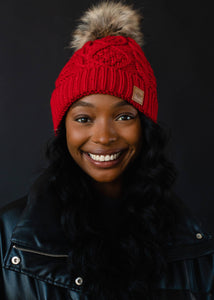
[123,121,142,151]
[67,130,82,144]
[66,125,87,155]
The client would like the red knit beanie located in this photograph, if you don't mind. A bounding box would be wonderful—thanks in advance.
[50,2,158,133]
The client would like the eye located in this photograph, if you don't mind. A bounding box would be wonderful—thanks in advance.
[116,114,134,121]
[75,116,91,123]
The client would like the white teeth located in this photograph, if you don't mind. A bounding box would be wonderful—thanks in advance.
[105,155,110,161]
[89,152,121,162]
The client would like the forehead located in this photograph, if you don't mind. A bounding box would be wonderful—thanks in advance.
[71,94,134,110]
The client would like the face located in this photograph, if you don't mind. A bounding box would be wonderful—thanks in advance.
[65,94,142,183]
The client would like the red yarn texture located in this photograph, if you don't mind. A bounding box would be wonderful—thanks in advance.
[50,36,158,132]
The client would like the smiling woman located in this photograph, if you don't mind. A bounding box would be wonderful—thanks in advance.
[1,1,214,300]
[65,94,142,193]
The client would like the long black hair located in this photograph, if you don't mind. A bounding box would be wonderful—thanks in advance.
[46,112,177,300]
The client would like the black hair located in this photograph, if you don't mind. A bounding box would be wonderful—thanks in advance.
[46,112,177,299]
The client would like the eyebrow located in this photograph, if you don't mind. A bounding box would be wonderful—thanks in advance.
[71,101,95,108]
[71,99,132,109]
[114,101,132,108]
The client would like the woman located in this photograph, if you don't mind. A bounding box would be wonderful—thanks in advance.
[1,1,214,299]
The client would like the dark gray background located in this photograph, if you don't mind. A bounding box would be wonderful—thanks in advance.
[0,1,213,230]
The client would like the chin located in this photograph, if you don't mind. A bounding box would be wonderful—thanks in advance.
[90,173,121,184]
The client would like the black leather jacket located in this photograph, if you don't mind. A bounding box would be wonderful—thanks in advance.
[1,174,214,299]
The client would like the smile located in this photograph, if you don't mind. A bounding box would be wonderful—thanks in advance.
[88,152,121,162]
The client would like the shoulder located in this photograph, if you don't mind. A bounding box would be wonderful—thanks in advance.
[0,169,53,228]
[0,169,55,243]
[0,197,28,257]
[0,195,27,213]
[165,194,214,262]
[155,196,214,295]
[0,196,27,228]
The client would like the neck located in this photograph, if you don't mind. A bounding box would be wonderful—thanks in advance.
[93,178,122,199]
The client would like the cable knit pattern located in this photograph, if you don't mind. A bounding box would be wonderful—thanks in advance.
[50,36,158,132]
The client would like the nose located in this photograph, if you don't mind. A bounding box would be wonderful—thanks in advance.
[92,120,118,145]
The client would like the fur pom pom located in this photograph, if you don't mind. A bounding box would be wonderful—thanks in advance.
[70,1,144,51]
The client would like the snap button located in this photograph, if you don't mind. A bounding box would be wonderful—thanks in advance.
[11,256,21,265]
[75,277,83,286]
[196,233,203,240]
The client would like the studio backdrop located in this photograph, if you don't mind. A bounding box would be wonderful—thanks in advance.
[0,0,213,230]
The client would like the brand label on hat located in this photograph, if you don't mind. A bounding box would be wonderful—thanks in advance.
[132,86,144,105]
